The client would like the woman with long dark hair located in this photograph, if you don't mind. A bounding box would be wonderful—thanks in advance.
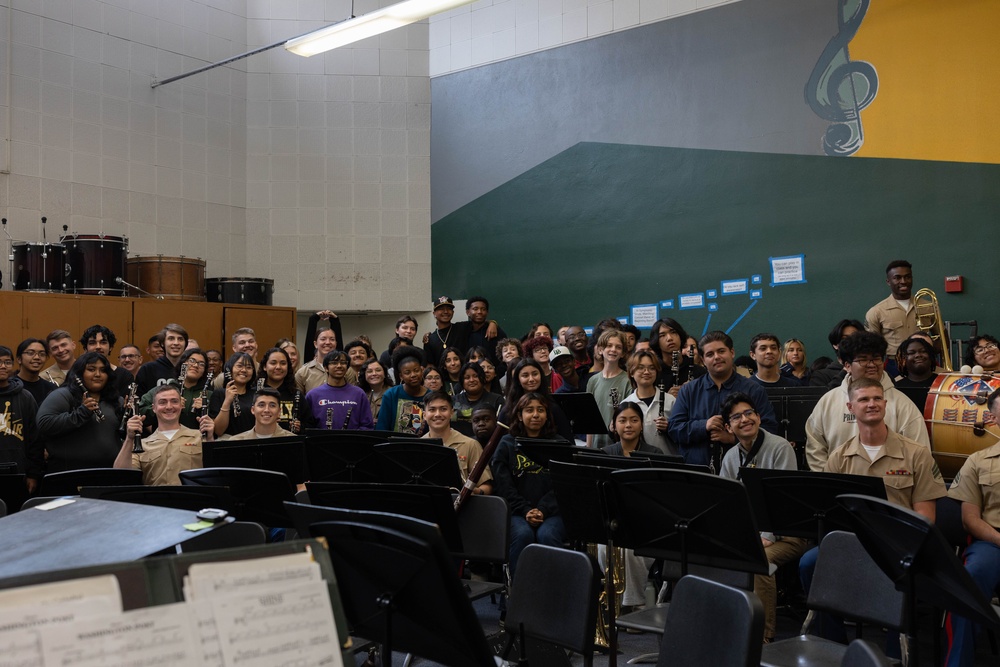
[453,362,503,437]
[209,352,257,438]
[358,358,394,422]
[502,358,574,442]
[648,317,704,394]
[259,347,298,432]
[37,352,122,472]
[439,348,463,397]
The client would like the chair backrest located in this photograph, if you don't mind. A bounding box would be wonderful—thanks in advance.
[21,496,73,510]
[80,485,235,512]
[657,574,764,667]
[506,544,599,657]
[0,497,6,518]
[40,468,143,496]
[841,639,891,667]
[179,521,267,552]
[455,494,509,562]
[809,530,905,630]
[935,496,968,551]
[178,467,296,527]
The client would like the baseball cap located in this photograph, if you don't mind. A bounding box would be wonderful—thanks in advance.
[549,346,572,363]
[433,296,455,311]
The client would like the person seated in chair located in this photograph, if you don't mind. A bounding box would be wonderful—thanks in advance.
[230,387,296,440]
[423,390,492,496]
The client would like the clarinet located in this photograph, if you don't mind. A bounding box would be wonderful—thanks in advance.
[177,362,188,385]
[75,376,105,423]
[200,371,214,440]
[291,390,302,434]
[657,380,667,435]
[124,383,143,453]
[671,351,681,388]
[224,368,241,417]
[342,407,353,430]
[256,378,265,392]
[325,407,334,430]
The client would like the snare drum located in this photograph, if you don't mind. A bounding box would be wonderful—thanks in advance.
[126,255,206,301]
[924,372,1000,478]
[61,234,127,296]
[206,277,274,305]
[11,242,66,292]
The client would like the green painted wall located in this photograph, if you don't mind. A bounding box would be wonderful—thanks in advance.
[432,142,999,357]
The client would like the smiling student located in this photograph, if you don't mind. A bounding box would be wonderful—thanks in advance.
[230,388,296,439]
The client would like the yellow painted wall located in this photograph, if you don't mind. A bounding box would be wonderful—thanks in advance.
[850,0,1000,164]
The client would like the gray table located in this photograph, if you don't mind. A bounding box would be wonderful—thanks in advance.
[0,497,233,579]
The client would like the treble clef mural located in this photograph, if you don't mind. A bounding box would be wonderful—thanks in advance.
[805,0,878,157]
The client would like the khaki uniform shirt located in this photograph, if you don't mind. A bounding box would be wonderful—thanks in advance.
[131,425,203,486]
[424,430,493,485]
[825,430,946,510]
[865,294,918,357]
[229,425,296,440]
[43,366,67,386]
[294,360,357,394]
[948,441,1000,529]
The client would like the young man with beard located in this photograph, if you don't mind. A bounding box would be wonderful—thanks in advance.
[563,326,592,374]
[0,346,42,492]
[16,338,56,407]
[135,324,189,395]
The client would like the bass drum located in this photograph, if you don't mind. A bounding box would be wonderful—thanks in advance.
[205,277,274,306]
[61,234,127,296]
[126,255,206,301]
[11,242,66,292]
[924,372,1000,479]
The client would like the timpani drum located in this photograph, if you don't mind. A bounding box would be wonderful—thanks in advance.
[11,242,66,292]
[126,255,206,301]
[205,277,274,306]
[61,234,127,296]
[924,372,1000,479]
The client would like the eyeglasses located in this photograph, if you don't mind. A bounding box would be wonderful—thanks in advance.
[975,343,998,355]
[728,408,757,424]
[328,360,349,366]
[22,350,47,358]
[119,353,140,359]
[186,361,206,368]
[0,360,13,368]
[852,357,883,367]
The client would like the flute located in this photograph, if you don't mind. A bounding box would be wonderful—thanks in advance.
[291,390,301,434]
[75,376,106,423]
[224,368,241,417]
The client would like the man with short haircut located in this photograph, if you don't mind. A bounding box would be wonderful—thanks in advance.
[810,319,865,388]
[423,296,466,368]
[302,351,373,430]
[556,326,569,346]
[0,345,42,493]
[944,387,1000,667]
[295,325,357,393]
[117,345,143,376]
[146,334,164,362]
[668,331,779,467]
[115,383,215,486]
[135,324,189,395]
[423,390,492,495]
[344,339,373,383]
[230,388,296,440]
[380,315,418,369]
[718,392,806,643]
[43,329,77,386]
[620,324,640,354]
[471,404,499,448]
[749,333,800,387]
[465,296,505,365]
[866,260,918,365]
[551,346,588,393]
[564,326,591,373]
[805,331,928,472]
[231,327,258,360]
[81,324,133,395]
[16,338,56,406]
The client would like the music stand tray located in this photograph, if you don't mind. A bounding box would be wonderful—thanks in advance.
[740,468,887,544]
[374,442,463,489]
[304,436,381,483]
[203,435,307,484]
[551,392,613,435]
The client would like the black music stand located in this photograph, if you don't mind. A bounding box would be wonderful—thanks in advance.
[0,462,17,474]
[740,468,887,544]
[631,451,685,466]
[572,451,651,470]
[374,442,463,488]
[551,393,613,435]
[838,494,1000,667]
[310,519,496,667]
[302,482,464,553]
[304,434,381,483]
[80,485,235,513]
[608,468,769,577]
[0,474,29,514]
[516,439,577,469]
[764,386,828,468]
[178,467,297,528]
[388,436,443,446]
[203,435,307,484]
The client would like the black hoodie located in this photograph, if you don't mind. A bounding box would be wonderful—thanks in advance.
[0,376,43,480]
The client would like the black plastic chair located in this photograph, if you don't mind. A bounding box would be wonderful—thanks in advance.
[657,574,764,667]
[761,531,904,667]
[841,639,891,667]
[0,474,28,515]
[455,494,509,600]
[39,468,143,496]
[179,467,297,527]
[501,544,600,667]
[179,521,268,552]
[80,485,235,513]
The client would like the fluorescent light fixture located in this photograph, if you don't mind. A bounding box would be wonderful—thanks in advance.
[285,0,474,56]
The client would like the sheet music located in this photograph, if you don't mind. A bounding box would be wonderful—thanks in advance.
[185,551,321,601]
[213,582,343,667]
[0,575,121,611]
[0,597,122,667]
[190,600,223,667]
[39,602,199,667]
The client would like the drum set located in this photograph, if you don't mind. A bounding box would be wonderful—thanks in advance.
[3,217,272,304]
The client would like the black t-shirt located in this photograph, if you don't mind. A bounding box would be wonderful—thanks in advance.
[19,376,56,407]
[894,374,936,412]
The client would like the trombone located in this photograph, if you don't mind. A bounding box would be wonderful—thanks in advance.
[914,288,952,371]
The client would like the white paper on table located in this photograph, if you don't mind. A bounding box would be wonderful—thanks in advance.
[213,582,344,667]
[185,550,321,601]
[39,601,200,667]
[0,575,122,611]
[0,596,123,667]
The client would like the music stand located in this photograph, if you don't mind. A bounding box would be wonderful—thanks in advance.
[302,482,464,554]
[516,439,577,469]
[178,467,297,527]
[80,485,235,513]
[310,519,496,667]
[740,468,887,544]
[304,434,381,483]
[572,451,651,470]
[631,451,685,465]
[0,462,17,474]
[551,393,613,435]
[608,468,769,577]
[765,386,828,468]
[203,435,307,484]
[0,474,29,514]
[374,442,463,488]
[838,494,1000,667]
[388,436,443,446]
